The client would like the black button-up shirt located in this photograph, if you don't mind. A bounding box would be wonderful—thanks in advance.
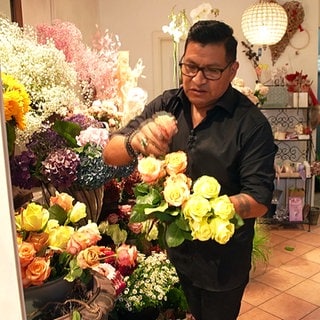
[119,85,277,291]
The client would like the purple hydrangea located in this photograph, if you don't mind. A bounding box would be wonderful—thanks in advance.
[42,148,80,189]
[27,128,67,160]
[10,150,41,189]
[64,114,103,130]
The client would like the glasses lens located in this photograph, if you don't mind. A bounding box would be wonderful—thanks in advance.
[203,68,222,80]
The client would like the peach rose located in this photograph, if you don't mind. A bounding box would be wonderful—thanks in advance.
[50,191,74,212]
[116,244,137,268]
[137,155,165,184]
[27,232,49,252]
[153,112,178,140]
[25,257,51,286]
[18,241,36,267]
[77,246,101,269]
[164,151,187,175]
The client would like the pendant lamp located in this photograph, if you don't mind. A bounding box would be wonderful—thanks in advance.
[241,0,288,47]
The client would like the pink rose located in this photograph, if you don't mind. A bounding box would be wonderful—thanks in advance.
[116,244,137,268]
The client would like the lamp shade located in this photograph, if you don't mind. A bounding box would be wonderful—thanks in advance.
[241,0,288,46]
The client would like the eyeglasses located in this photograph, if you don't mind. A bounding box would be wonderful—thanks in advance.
[179,61,234,80]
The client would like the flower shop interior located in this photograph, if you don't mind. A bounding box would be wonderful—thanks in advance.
[1,0,320,319]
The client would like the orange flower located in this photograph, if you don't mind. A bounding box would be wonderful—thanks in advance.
[27,232,49,252]
[25,257,51,287]
[18,241,36,267]
[76,246,101,269]
[50,191,74,212]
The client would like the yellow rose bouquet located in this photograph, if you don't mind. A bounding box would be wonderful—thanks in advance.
[130,151,244,248]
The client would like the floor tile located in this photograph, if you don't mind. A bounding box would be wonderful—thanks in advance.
[287,279,320,306]
[259,293,317,320]
[238,307,282,320]
[301,248,320,264]
[280,257,320,278]
[255,267,305,291]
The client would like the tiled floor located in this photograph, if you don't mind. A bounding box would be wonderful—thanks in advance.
[238,221,320,320]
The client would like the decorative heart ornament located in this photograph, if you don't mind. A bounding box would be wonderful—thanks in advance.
[269,1,305,65]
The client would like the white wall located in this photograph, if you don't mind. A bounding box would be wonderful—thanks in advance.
[97,0,319,99]
[20,0,319,101]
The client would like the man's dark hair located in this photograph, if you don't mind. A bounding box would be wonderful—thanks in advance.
[183,20,238,63]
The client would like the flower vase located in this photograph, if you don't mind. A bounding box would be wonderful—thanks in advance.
[24,276,75,318]
[115,307,160,320]
[41,183,104,223]
[24,272,116,320]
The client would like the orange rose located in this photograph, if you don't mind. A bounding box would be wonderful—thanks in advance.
[50,191,74,212]
[27,232,49,252]
[25,257,51,286]
[76,246,101,269]
[165,151,187,175]
[18,241,36,267]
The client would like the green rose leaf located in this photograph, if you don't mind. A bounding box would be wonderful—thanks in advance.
[48,204,68,225]
[52,120,81,147]
[166,222,186,247]
[130,204,149,222]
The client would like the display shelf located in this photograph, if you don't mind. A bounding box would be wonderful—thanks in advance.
[260,106,312,226]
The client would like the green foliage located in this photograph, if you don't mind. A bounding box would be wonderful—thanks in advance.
[252,224,271,270]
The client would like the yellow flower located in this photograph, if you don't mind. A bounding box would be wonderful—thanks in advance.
[48,225,74,250]
[193,175,221,199]
[17,203,49,232]
[210,195,235,221]
[182,194,211,222]
[69,201,87,223]
[210,217,235,245]
[164,150,187,175]
[2,72,30,130]
[163,174,190,207]
[189,219,212,241]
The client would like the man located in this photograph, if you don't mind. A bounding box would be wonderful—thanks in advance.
[103,20,277,320]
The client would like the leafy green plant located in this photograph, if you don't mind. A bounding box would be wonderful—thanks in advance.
[252,223,271,270]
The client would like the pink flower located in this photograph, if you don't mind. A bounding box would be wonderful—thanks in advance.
[76,126,109,148]
[116,244,137,268]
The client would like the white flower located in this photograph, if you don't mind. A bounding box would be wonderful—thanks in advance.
[190,3,220,24]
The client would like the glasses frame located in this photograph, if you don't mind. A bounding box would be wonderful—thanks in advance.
[179,61,234,81]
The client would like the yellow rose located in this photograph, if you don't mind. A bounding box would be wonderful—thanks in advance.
[193,175,221,199]
[163,174,190,207]
[189,219,212,241]
[210,217,235,244]
[210,195,235,220]
[50,191,74,212]
[165,151,187,175]
[69,201,87,223]
[18,203,49,231]
[138,155,165,184]
[48,225,74,250]
[182,194,211,222]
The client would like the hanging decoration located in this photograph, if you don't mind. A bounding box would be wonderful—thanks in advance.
[269,1,305,65]
[241,0,288,47]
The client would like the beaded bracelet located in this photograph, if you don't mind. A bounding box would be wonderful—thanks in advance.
[125,130,138,159]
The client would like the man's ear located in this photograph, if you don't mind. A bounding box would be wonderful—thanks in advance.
[230,61,239,79]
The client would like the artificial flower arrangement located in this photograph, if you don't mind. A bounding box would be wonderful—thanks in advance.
[130,150,244,248]
[285,71,312,93]
[162,3,219,86]
[232,77,269,106]
[15,191,137,291]
[1,72,31,156]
